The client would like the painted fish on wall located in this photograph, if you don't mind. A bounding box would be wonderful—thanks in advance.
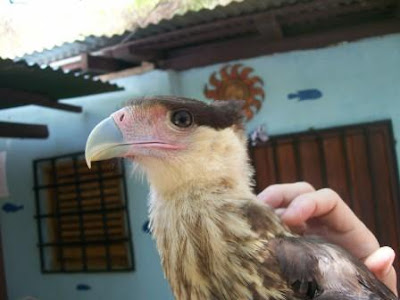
[76,284,91,291]
[2,203,23,213]
[288,89,323,101]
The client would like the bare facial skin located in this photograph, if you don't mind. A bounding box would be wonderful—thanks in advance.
[257,182,397,296]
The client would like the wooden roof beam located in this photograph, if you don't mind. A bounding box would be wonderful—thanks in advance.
[0,121,48,139]
[60,54,139,74]
[80,53,138,73]
[102,46,162,64]
[0,88,82,113]
[254,14,283,40]
[158,18,400,70]
[279,0,397,25]
[98,0,395,54]
[91,0,396,71]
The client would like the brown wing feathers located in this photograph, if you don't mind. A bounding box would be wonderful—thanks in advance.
[270,236,398,300]
[242,200,397,299]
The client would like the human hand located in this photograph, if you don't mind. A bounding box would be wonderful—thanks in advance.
[257,182,398,295]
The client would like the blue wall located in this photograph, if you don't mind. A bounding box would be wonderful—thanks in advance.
[179,34,400,141]
[0,33,399,300]
[0,71,174,300]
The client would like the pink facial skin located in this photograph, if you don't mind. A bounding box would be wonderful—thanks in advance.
[111,105,188,158]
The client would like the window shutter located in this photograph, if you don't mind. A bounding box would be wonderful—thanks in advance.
[34,153,134,272]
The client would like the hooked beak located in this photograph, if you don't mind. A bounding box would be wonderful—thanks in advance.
[86,107,188,169]
[85,117,129,168]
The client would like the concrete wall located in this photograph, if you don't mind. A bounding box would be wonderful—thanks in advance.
[0,33,399,300]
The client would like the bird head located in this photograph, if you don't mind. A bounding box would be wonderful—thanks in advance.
[85,96,251,193]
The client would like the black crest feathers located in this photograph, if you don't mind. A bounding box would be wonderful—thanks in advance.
[130,96,245,130]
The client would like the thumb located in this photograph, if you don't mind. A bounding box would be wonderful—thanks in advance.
[363,246,397,296]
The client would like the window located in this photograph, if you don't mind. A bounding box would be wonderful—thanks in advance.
[33,152,134,273]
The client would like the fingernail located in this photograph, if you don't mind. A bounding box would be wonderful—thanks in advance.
[382,247,395,275]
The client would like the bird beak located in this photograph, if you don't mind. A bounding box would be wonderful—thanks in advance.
[85,116,129,168]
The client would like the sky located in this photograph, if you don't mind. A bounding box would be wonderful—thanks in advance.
[0,0,241,59]
[0,0,137,58]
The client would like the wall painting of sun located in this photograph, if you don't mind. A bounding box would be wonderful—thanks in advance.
[204,64,265,121]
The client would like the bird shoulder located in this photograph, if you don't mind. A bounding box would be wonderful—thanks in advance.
[270,236,398,300]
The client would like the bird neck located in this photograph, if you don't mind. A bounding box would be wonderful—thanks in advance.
[145,129,288,299]
[143,127,254,197]
[148,180,286,300]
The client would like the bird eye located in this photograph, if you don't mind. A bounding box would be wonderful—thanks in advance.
[171,110,193,128]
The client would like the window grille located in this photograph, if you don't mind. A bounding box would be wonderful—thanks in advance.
[33,152,134,273]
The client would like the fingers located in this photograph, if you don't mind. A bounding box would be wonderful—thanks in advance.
[257,182,315,208]
[281,188,354,233]
[258,184,356,232]
[257,183,380,260]
[364,247,398,296]
[284,188,380,259]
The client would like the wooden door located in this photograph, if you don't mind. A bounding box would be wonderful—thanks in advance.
[250,120,400,276]
[0,230,7,300]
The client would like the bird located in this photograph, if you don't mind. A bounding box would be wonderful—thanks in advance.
[85,96,397,300]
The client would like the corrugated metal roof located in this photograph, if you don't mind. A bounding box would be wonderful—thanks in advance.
[18,33,131,66]
[18,0,305,65]
[15,32,131,65]
[0,58,122,104]
[17,0,394,67]
[132,0,304,36]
